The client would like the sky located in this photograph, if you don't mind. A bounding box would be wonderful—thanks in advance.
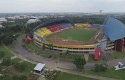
[0,0,125,13]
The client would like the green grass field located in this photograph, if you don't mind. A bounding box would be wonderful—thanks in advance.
[57,28,97,42]
[84,68,125,80]
[0,45,13,58]
[56,72,96,80]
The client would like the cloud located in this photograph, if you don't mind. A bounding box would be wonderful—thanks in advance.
[0,0,125,13]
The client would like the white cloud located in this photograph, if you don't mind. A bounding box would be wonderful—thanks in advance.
[0,0,125,13]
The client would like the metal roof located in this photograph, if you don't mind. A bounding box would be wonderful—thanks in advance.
[34,63,45,71]
[104,17,125,41]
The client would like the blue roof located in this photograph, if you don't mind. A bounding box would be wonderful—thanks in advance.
[104,17,125,41]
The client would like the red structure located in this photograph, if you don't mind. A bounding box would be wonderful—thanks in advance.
[115,39,124,52]
[94,48,100,61]
[25,35,32,43]
[47,24,63,32]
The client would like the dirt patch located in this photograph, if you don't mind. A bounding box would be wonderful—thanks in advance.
[3,65,22,76]
[28,73,39,80]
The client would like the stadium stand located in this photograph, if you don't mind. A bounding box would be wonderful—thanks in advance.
[33,32,45,41]
[47,24,64,32]
[75,24,90,28]
[60,23,72,28]
[36,29,43,36]
[41,27,52,35]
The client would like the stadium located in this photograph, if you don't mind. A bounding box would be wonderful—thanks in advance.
[26,17,125,60]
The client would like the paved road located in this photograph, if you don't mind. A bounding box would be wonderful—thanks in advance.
[15,37,76,70]
[15,36,125,69]
[13,36,125,80]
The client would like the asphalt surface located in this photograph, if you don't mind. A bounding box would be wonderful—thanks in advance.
[15,36,125,70]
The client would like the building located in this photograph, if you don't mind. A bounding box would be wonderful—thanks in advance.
[27,18,41,24]
[0,18,7,23]
[33,63,45,74]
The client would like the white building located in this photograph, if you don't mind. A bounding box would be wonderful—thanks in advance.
[0,25,4,28]
[33,63,45,74]
[27,18,41,24]
[0,18,7,23]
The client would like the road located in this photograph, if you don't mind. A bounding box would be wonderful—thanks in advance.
[15,36,125,69]
[13,36,125,80]
[15,36,76,70]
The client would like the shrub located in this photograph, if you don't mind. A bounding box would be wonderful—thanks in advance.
[94,63,107,72]
[44,70,59,80]
[2,57,11,66]
[73,57,86,70]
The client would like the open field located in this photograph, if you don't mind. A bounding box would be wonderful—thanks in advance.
[83,68,125,80]
[56,72,96,80]
[45,27,99,45]
[57,28,97,42]
[108,50,125,59]
[0,45,13,58]
[0,44,38,80]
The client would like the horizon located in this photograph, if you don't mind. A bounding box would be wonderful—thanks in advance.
[0,12,125,14]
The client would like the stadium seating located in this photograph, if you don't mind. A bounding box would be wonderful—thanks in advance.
[36,29,46,37]
[34,34,43,42]
[41,27,52,35]
[60,23,72,28]
[47,24,64,32]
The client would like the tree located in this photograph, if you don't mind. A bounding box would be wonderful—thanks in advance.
[42,43,46,50]
[44,70,58,80]
[2,35,14,45]
[0,51,5,59]
[65,50,70,55]
[73,57,86,70]
[94,63,107,72]
[0,75,12,80]
[2,57,11,66]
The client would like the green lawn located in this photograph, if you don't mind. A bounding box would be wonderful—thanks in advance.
[108,50,125,59]
[57,28,97,42]
[84,68,125,80]
[21,61,35,75]
[56,72,96,80]
[0,45,13,58]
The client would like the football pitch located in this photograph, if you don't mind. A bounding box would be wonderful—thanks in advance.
[57,28,97,42]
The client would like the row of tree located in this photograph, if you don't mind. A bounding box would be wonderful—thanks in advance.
[0,19,28,45]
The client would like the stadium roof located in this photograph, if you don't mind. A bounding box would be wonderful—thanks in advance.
[104,17,125,41]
